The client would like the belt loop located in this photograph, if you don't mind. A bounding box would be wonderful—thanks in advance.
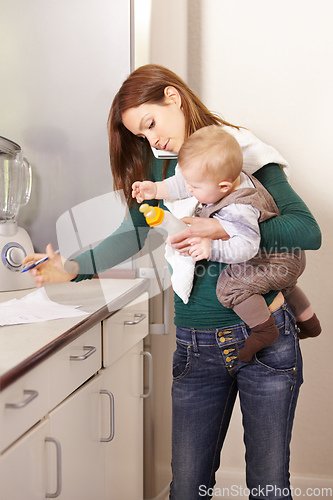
[283,303,292,334]
[285,302,297,331]
[191,329,199,355]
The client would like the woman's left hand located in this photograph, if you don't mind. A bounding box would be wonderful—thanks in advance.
[169,217,229,253]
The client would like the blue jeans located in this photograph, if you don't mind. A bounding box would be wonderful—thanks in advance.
[170,303,303,500]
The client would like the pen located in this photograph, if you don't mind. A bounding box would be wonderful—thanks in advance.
[21,250,60,273]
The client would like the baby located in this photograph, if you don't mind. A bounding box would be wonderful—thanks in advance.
[132,125,321,361]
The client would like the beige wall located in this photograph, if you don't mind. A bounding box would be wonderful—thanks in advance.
[141,0,333,490]
[196,0,333,486]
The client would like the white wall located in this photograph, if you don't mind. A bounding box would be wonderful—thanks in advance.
[0,0,131,252]
[149,0,188,80]
[149,0,333,489]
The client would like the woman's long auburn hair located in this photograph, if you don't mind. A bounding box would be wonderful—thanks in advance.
[108,64,238,206]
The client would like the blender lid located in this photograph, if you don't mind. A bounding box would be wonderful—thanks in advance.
[0,136,22,155]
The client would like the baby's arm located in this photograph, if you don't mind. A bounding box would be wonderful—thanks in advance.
[132,180,169,203]
[186,204,261,263]
[132,171,192,203]
[209,204,261,263]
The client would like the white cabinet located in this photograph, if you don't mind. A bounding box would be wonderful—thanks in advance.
[102,292,149,500]
[0,361,50,453]
[102,292,149,367]
[0,417,50,499]
[46,374,105,500]
[48,324,102,409]
[102,341,144,499]
[0,291,149,500]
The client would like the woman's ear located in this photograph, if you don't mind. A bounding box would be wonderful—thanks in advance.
[164,86,182,107]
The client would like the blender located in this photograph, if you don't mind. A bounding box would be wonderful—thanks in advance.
[0,136,35,291]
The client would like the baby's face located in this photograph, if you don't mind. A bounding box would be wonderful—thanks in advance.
[181,167,225,204]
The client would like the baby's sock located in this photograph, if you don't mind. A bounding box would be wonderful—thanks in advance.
[239,315,279,362]
[297,313,321,339]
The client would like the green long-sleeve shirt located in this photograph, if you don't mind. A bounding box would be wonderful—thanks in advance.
[74,159,321,328]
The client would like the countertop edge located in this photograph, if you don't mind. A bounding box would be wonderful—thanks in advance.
[0,279,149,392]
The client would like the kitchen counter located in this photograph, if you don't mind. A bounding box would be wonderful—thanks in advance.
[0,278,150,497]
[0,278,148,391]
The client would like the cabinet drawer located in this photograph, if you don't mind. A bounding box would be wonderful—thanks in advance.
[103,292,149,367]
[49,324,102,409]
[0,361,49,453]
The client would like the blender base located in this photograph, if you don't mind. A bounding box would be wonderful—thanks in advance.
[0,224,36,292]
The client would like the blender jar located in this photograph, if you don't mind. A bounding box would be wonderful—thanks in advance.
[0,136,32,223]
[0,136,35,290]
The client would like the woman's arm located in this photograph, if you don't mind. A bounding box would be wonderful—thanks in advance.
[24,154,171,286]
[254,163,322,251]
[73,202,154,281]
[23,205,154,285]
[170,163,321,253]
[169,217,230,251]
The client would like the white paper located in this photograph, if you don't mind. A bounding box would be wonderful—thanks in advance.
[0,288,89,326]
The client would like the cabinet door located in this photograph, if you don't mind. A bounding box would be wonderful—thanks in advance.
[0,417,50,500]
[47,373,105,500]
[103,292,149,367]
[0,360,50,453]
[102,341,144,500]
[49,323,102,409]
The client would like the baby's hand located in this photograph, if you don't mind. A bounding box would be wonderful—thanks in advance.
[187,237,210,261]
[132,181,157,203]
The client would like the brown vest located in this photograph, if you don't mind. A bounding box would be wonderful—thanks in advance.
[194,173,279,222]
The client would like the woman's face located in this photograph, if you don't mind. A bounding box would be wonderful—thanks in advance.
[121,86,186,154]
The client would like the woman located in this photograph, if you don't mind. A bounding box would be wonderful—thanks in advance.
[24,65,321,500]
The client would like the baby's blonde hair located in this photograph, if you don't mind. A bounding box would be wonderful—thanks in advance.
[178,125,243,183]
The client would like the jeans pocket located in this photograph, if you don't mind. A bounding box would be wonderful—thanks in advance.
[254,309,298,373]
[173,340,192,381]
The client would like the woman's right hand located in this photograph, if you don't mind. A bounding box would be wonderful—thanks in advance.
[21,244,79,287]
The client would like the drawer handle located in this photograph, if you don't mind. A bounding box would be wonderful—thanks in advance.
[5,389,38,409]
[140,351,153,399]
[100,390,115,442]
[124,313,146,326]
[45,437,62,498]
[70,345,96,361]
